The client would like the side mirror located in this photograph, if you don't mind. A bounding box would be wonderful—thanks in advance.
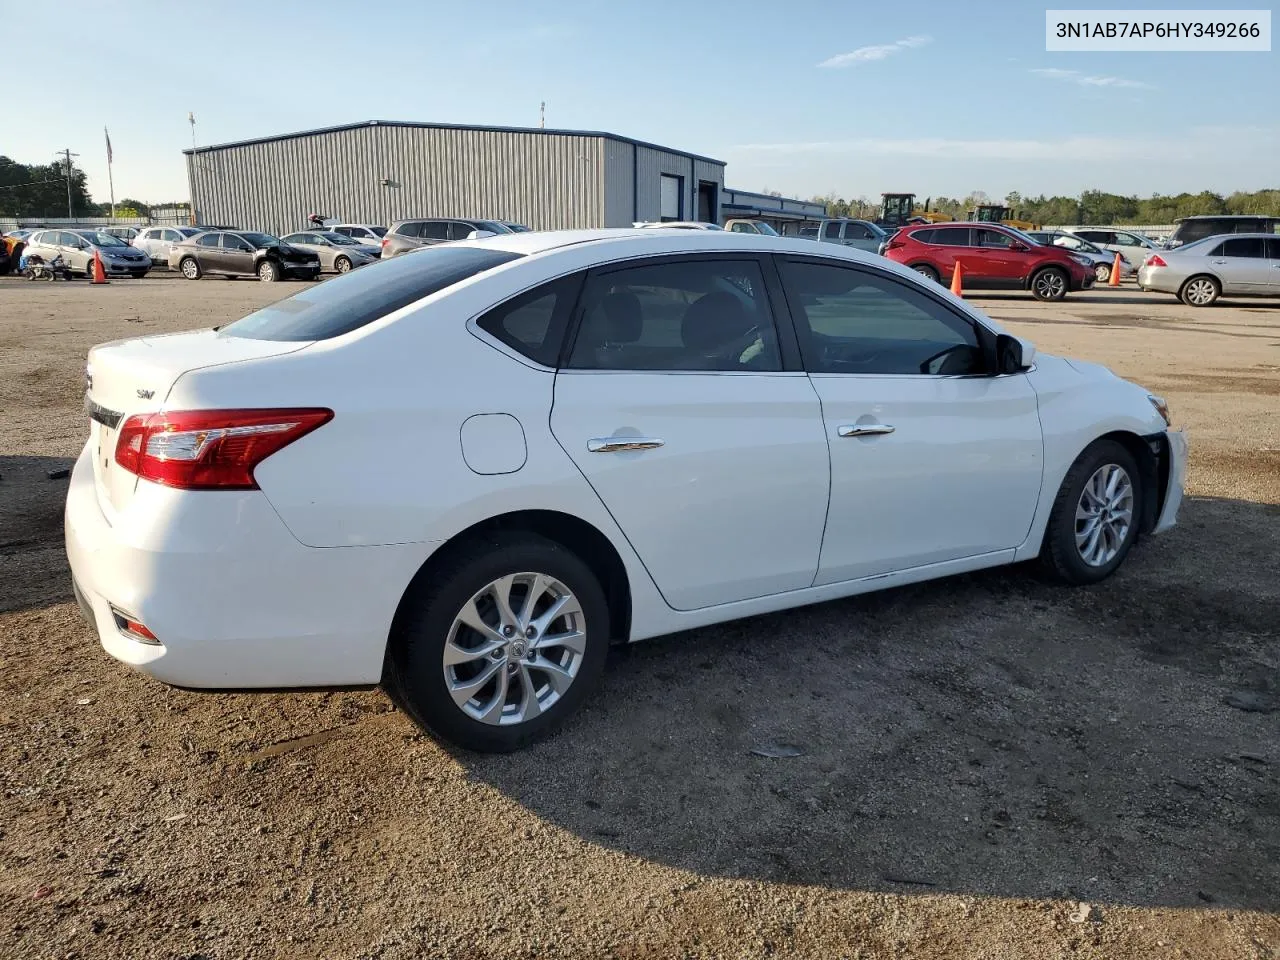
[1008,241,1028,252]
[995,333,1034,373]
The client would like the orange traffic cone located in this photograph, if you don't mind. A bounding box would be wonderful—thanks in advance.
[91,250,108,285]
[1108,253,1122,287]
[950,260,964,297]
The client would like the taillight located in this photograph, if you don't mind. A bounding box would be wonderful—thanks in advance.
[1145,254,1167,267]
[381,236,390,250]
[886,239,906,250]
[114,408,333,490]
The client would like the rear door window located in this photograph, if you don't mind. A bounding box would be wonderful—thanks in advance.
[567,258,782,372]
[1219,237,1265,258]
[419,221,450,240]
[930,227,972,246]
[395,222,423,238]
[1265,238,1280,259]
[220,247,523,341]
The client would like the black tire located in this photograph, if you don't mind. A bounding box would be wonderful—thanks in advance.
[179,257,201,280]
[912,264,940,283]
[334,256,352,274]
[257,259,279,282]
[1031,266,1069,301]
[130,270,148,279]
[1179,274,1220,307]
[1040,439,1143,585]
[387,533,611,752]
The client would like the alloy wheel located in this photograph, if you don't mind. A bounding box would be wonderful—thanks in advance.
[442,572,587,726]
[181,259,198,279]
[1074,463,1134,567]
[1035,270,1066,299]
[1184,278,1216,305]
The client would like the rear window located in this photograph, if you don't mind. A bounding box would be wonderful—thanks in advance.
[219,247,524,341]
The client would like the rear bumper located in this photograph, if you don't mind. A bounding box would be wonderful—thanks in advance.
[1138,266,1180,294]
[64,443,426,688]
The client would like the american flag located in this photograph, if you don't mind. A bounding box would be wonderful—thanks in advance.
[104,127,113,164]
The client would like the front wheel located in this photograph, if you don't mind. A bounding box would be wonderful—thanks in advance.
[1040,439,1142,585]
[257,260,279,282]
[1094,262,1111,283]
[1180,275,1219,307]
[387,534,611,752]
[1031,266,1068,301]
[334,256,352,274]
[180,257,201,280]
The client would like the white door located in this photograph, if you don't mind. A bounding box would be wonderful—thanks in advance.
[776,257,1043,583]
[550,256,830,610]
[1207,236,1271,293]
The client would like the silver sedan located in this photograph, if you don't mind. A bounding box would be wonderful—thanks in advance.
[279,231,380,274]
[1138,233,1280,306]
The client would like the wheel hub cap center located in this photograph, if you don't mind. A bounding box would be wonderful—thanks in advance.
[510,640,527,659]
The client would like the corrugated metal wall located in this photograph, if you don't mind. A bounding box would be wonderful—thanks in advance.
[632,146,725,223]
[186,124,608,235]
[603,139,636,227]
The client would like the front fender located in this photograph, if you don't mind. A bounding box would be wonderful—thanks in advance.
[1014,355,1168,561]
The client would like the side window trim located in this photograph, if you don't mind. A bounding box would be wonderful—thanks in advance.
[772,254,994,377]
[560,253,796,374]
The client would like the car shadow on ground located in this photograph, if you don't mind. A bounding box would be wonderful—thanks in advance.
[460,495,1280,910]
[1,455,77,613]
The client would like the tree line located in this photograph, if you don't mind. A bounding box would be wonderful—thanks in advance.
[813,188,1280,225]
[0,155,185,219]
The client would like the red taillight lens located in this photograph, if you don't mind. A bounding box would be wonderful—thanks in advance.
[1146,254,1167,267]
[381,236,390,249]
[114,408,333,490]
[886,239,906,250]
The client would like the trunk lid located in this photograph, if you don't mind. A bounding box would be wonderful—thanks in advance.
[85,330,310,518]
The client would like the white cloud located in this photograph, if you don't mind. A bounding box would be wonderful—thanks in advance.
[818,35,931,68]
[1030,67,1155,90]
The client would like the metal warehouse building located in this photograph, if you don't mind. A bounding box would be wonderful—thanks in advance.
[185,120,726,235]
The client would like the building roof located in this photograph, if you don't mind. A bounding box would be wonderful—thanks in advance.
[184,120,725,166]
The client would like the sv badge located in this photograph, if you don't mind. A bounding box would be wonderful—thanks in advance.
[136,388,155,399]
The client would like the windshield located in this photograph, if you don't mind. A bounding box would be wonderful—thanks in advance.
[318,232,360,245]
[240,232,281,248]
[476,220,513,235]
[76,231,127,247]
[368,225,387,237]
[177,227,204,237]
[503,222,532,232]
[220,247,524,341]
[754,222,780,236]
[1000,226,1041,247]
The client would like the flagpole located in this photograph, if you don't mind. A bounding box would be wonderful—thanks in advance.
[104,127,115,219]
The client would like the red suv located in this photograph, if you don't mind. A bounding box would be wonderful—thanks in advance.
[883,223,1094,301]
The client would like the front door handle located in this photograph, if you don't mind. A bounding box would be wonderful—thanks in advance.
[837,423,895,438]
[587,437,665,453]
[1212,259,1228,265]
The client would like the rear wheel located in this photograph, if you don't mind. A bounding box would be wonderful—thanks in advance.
[912,264,939,283]
[180,257,200,280]
[1031,266,1068,301]
[334,255,352,274]
[1180,275,1219,307]
[387,534,610,752]
[1040,439,1142,585]
[257,260,279,282]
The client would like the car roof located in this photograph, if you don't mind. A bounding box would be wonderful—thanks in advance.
[1175,214,1280,222]
[1180,232,1278,241]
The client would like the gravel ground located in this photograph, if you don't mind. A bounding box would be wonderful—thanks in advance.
[1,276,1277,959]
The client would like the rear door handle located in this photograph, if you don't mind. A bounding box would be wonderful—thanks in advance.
[837,424,895,438]
[587,437,665,453]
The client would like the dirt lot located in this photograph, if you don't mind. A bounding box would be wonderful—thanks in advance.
[1,275,1277,960]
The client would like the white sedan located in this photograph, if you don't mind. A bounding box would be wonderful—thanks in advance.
[66,230,1187,752]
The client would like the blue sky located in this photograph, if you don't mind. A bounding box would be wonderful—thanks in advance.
[2,1,1274,205]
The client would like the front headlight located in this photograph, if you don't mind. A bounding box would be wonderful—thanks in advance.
[1069,254,1092,266]
[1148,394,1172,427]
